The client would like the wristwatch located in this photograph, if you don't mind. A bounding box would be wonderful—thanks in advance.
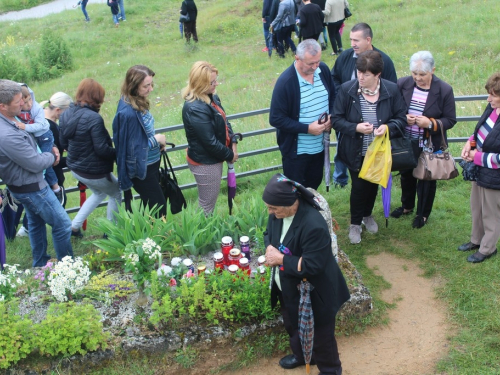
[428,122,433,130]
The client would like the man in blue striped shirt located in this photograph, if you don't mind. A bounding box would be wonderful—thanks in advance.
[270,39,336,189]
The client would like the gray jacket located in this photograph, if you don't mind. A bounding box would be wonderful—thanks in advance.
[0,113,54,189]
[271,0,295,30]
[18,83,50,137]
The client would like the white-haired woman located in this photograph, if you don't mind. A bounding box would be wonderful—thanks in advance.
[391,51,457,228]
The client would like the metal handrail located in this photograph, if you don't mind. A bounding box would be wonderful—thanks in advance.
[1,94,488,214]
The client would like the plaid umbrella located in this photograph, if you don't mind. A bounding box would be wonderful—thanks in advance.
[227,133,243,215]
[77,181,88,231]
[381,173,393,228]
[298,279,315,374]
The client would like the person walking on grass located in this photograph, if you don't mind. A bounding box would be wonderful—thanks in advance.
[180,0,198,43]
[74,0,90,22]
[0,79,73,267]
[107,0,120,27]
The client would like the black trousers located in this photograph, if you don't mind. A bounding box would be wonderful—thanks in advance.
[279,293,342,375]
[282,151,324,190]
[327,20,344,54]
[349,167,378,225]
[400,168,437,218]
[131,160,167,217]
[184,20,198,42]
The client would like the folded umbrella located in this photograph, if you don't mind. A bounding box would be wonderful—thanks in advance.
[381,173,393,228]
[318,112,330,192]
[0,189,22,240]
[298,278,315,374]
[227,133,243,215]
[0,210,6,270]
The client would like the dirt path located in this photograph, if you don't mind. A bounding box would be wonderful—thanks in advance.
[218,252,450,375]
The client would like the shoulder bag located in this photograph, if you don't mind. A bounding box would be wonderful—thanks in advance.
[390,126,419,171]
[159,151,187,215]
[412,119,459,181]
[344,2,352,19]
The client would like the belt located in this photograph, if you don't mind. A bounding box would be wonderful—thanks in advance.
[7,183,41,194]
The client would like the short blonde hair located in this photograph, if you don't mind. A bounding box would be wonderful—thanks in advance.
[181,61,218,104]
[40,92,73,110]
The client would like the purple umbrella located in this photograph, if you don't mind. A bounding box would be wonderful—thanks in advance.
[228,133,243,215]
[298,278,314,374]
[381,173,393,228]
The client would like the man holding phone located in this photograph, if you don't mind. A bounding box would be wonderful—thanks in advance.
[270,39,336,189]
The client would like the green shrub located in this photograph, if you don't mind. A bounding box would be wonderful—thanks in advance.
[34,301,109,357]
[0,300,34,369]
[0,54,29,82]
[27,30,73,82]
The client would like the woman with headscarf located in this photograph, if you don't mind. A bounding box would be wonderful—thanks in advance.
[263,173,350,373]
[181,61,238,215]
[113,65,168,217]
[391,51,456,228]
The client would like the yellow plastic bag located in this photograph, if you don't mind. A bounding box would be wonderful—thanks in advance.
[359,131,392,188]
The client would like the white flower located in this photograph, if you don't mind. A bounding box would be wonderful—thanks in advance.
[157,265,172,276]
[171,257,182,267]
[48,257,91,302]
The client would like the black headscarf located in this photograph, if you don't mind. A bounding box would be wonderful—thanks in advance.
[262,173,321,210]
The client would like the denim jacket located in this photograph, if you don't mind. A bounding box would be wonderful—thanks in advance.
[112,98,149,191]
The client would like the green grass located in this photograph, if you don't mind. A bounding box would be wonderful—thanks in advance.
[2,0,500,373]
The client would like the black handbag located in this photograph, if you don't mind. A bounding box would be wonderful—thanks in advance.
[179,13,190,23]
[390,127,419,171]
[458,160,478,181]
[159,152,187,215]
[344,7,352,19]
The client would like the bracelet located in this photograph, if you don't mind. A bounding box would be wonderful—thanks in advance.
[429,118,437,132]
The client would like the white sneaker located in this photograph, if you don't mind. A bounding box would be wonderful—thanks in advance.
[17,226,28,237]
[362,215,379,234]
[348,224,362,244]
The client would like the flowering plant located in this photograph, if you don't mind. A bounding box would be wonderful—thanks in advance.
[47,256,91,302]
[122,238,162,291]
[0,264,27,301]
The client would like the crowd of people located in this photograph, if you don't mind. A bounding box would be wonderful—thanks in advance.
[1,3,499,373]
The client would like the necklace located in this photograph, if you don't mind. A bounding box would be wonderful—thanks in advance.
[358,80,380,96]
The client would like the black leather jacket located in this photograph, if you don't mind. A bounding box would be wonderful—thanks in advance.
[331,78,407,171]
[182,94,234,164]
[59,103,116,175]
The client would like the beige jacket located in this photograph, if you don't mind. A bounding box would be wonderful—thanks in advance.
[323,0,348,23]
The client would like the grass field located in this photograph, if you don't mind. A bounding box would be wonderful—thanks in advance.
[2,0,500,373]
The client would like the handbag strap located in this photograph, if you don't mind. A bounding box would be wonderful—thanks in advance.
[162,151,179,184]
[435,119,449,150]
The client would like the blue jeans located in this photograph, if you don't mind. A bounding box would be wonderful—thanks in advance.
[112,14,119,24]
[11,185,73,267]
[35,130,57,188]
[263,16,270,49]
[71,171,121,230]
[118,0,126,20]
[333,132,349,186]
[81,0,89,21]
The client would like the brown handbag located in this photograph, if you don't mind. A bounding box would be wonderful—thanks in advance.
[412,119,459,181]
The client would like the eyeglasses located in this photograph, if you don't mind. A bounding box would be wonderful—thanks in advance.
[210,76,219,86]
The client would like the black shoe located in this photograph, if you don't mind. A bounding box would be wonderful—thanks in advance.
[457,242,480,252]
[334,182,346,189]
[71,229,83,239]
[412,215,426,229]
[390,206,413,218]
[467,249,497,263]
[54,186,65,206]
[279,354,304,369]
[339,48,344,53]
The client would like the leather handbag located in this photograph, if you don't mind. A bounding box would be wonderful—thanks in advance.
[344,7,352,19]
[390,126,419,171]
[412,120,459,181]
[179,13,190,23]
[159,151,187,215]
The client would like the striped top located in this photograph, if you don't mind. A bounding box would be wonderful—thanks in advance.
[359,95,378,155]
[295,65,329,155]
[406,86,429,145]
[471,109,500,169]
[142,110,161,165]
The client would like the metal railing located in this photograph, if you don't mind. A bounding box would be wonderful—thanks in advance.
[2,95,488,214]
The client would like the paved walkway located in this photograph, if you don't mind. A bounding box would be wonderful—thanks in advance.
[0,0,107,22]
